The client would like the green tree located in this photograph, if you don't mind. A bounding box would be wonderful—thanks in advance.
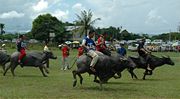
[75,9,101,36]
[31,13,65,42]
[0,23,5,35]
[152,32,180,41]
[2,33,18,40]
[141,34,150,39]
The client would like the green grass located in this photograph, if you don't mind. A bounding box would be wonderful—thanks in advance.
[0,47,180,99]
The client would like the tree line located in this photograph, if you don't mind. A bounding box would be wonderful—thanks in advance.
[0,10,180,42]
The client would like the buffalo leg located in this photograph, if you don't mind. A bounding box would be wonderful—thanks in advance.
[128,68,138,79]
[72,68,87,87]
[94,76,100,83]
[3,64,11,76]
[46,59,49,68]
[149,70,153,75]
[11,64,18,76]
[39,66,47,77]
[113,72,122,79]
[2,65,5,71]
[143,70,148,80]
[72,70,77,87]
[43,65,49,74]
[100,80,103,90]
[77,74,83,85]
[98,77,104,90]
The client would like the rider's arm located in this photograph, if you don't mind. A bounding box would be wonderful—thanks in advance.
[140,48,149,54]
[82,39,87,48]
[96,38,103,46]
[82,39,89,51]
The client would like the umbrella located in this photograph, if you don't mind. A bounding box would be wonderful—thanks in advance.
[72,41,80,44]
[65,41,72,44]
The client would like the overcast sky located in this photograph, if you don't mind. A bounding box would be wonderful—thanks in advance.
[0,0,180,34]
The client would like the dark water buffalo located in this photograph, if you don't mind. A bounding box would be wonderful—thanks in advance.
[3,51,57,77]
[128,55,175,80]
[72,52,136,88]
[0,51,10,71]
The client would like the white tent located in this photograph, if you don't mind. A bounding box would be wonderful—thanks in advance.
[65,41,72,44]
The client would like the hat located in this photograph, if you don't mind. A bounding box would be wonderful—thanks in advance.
[58,44,62,47]
[2,44,5,47]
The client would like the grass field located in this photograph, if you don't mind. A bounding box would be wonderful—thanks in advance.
[0,47,180,99]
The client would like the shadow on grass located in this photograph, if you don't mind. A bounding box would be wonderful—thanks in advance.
[17,75,46,78]
[75,81,138,91]
[134,78,171,81]
[78,85,138,92]
[107,81,136,85]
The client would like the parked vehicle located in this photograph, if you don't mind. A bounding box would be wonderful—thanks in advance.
[172,41,180,52]
[29,39,39,43]
[128,43,138,51]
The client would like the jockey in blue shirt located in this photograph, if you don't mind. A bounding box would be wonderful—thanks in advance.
[117,43,127,56]
[82,30,98,72]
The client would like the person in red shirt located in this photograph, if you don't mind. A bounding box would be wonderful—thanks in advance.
[96,34,106,52]
[96,34,111,56]
[61,43,70,70]
[17,35,27,66]
[77,45,84,58]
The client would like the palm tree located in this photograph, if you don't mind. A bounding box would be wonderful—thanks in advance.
[0,23,5,35]
[75,9,101,36]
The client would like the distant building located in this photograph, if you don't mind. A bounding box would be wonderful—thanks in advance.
[65,26,82,41]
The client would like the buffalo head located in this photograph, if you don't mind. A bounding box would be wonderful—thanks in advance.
[44,51,57,59]
[162,55,175,66]
[119,57,136,68]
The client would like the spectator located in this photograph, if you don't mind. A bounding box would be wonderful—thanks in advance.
[77,45,84,58]
[44,43,50,52]
[0,44,7,53]
[61,43,70,70]
[43,42,50,68]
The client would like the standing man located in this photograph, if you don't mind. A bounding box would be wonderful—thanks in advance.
[43,42,50,68]
[82,30,98,72]
[17,35,27,65]
[1,44,7,53]
[77,45,84,58]
[61,43,70,70]
[44,42,50,52]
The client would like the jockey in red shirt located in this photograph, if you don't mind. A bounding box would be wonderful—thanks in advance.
[17,35,27,65]
[96,34,111,56]
[96,34,106,52]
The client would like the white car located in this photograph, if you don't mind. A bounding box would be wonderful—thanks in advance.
[128,43,138,51]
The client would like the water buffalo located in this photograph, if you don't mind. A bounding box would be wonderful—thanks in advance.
[3,51,57,77]
[72,52,136,88]
[128,55,175,80]
[0,51,10,71]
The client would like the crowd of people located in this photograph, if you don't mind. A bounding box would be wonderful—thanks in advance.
[0,30,151,72]
[57,30,150,72]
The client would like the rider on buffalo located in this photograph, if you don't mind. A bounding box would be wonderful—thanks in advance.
[16,34,27,65]
[137,37,151,70]
[81,30,98,72]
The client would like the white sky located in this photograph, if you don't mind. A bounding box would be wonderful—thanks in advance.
[0,0,180,34]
